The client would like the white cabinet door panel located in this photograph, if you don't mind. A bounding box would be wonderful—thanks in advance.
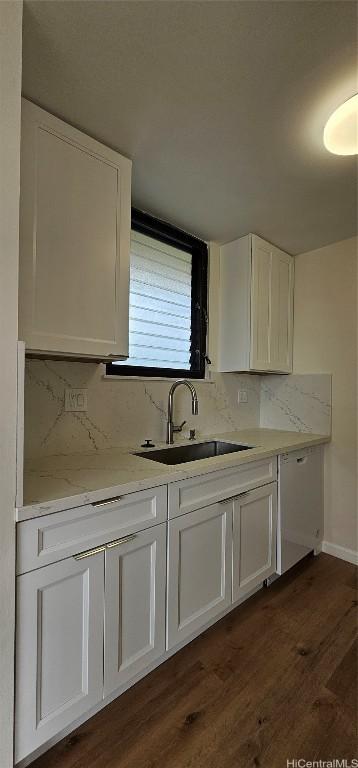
[19,98,131,358]
[270,248,294,373]
[34,130,118,344]
[104,523,166,697]
[167,503,232,650]
[232,482,277,602]
[15,553,104,763]
[250,235,272,371]
[218,233,293,373]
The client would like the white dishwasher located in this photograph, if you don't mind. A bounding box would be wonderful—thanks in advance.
[277,446,324,575]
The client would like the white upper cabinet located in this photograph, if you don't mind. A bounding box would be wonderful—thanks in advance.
[19,99,131,358]
[217,233,294,373]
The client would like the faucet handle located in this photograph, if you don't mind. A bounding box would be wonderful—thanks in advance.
[174,420,186,433]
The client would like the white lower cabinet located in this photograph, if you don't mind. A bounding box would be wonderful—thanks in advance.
[15,469,281,763]
[15,523,167,763]
[15,552,105,764]
[104,523,166,697]
[166,502,232,650]
[232,482,277,601]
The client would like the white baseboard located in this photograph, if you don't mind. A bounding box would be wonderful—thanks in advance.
[322,541,358,565]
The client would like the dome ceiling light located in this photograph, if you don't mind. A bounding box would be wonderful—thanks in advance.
[323,94,358,155]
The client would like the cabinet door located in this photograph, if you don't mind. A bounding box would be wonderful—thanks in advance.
[19,99,131,358]
[232,483,277,602]
[270,248,294,373]
[15,552,104,763]
[104,523,166,698]
[250,235,272,371]
[167,503,232,650]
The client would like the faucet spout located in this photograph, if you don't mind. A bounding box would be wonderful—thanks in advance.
[166,380,199,444]
[192,394,199,416]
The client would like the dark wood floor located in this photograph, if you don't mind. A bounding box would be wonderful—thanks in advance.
[32,553,357,768]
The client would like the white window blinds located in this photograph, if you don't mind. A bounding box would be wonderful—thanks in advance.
[114,230,192,370]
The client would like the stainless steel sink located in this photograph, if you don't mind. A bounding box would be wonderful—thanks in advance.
[135,440,254,465]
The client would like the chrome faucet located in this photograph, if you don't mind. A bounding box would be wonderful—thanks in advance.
[166,380,199,444]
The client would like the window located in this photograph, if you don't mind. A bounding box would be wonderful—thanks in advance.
[106,209,208,379]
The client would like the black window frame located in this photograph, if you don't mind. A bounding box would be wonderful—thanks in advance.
[106,208,208,379]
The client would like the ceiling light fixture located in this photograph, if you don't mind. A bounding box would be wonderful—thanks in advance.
[323,94,358,155]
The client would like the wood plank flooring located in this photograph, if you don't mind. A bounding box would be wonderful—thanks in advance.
[31,553,357,768]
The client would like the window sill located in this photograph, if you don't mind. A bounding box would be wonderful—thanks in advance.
[102,370,214,384]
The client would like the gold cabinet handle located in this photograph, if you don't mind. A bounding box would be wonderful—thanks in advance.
[73,533,137,559]
[219,491,249,504]
[74,545,106,560]
[106,534,137,549]
[92,495,123,507]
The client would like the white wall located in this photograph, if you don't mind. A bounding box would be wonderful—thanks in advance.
[0,3,22,764]
[293,237,357,557]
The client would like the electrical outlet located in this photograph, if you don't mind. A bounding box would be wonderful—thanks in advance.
[65,388,88,412]
[238,390,248,404]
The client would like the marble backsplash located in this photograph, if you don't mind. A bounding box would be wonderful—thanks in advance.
[260,373,332,435]
[24,361,261,459]
[24,362,331,461]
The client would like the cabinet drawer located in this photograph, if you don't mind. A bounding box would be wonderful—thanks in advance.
[17,485,167,574]
[168,458,277,519]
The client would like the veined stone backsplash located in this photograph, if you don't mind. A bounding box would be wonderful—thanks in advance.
[260,373,332,435]
[24,361,261,460]
[24,361,331,461]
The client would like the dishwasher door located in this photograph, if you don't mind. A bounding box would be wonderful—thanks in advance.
[277,446,323,575]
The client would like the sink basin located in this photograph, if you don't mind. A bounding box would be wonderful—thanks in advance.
[135,440,254,465]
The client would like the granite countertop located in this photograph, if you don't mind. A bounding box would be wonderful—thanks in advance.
[18,428,330,522]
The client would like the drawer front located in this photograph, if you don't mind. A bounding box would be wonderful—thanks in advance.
[17,485,167,574]
[168,458,277,519]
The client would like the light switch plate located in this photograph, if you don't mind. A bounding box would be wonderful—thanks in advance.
[238,390,248,404]
[65,388,88,412]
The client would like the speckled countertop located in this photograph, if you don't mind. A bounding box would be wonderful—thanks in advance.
[18,428,330,521]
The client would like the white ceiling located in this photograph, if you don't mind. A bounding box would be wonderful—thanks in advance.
[22,0,357,254]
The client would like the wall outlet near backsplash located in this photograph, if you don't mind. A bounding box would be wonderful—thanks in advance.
[65,388,88,412]
[238,390,248,404]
